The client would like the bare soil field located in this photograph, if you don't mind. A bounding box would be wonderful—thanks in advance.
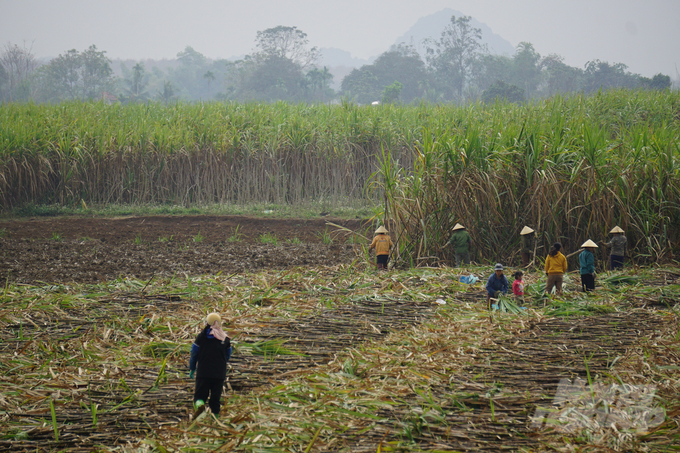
[0,215,367,283]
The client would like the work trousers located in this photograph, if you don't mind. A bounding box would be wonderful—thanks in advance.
[610,255,624,270]
[545,274,564,295]
[581,273,595,292]
[194,377,225,415]
[454,252,470,267]
[521,252,531,267]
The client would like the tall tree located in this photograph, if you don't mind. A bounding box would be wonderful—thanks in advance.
[425,15,487,101]
[254,26,318,70]
[80,45,114,99]
[0,42,38,101]
[242,54,306,101]
[512,42,541,98]
[341,44,429,104]
[340,67,379,104]
[541,54,583,95]
[640,73,671,90]
[305,66,333,102]
[123,63,149,102]
[34,45,113,101]
[583,60,637,93]
[203,70,215,98]
[157,80,176,104]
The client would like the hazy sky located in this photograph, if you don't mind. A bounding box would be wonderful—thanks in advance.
[1,0,678,77]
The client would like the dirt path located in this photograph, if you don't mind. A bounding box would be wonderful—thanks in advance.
[0,215,369,284]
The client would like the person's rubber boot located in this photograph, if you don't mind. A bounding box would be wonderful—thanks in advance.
[193,399,205,419]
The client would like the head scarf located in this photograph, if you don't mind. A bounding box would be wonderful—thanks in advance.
[209,321,228,341]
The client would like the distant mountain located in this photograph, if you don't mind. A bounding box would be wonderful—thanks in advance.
[318,48,373,69]
[319,9,515,89]
[317,48,376,91]
[393,8,515,57]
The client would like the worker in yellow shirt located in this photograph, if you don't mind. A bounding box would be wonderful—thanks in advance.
[369,225,393,270]
[544,242,567,296]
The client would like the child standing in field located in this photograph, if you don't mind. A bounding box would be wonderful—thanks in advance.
[189,312,232,419]
[512,270,525,304]
[369,225,393,270]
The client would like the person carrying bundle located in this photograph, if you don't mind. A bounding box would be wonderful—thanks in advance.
[486,263,509,309]
[189,312,232,419]
[579,239,598,292]
[544,242,567,296]
[369,225,393,270]
[447,223,472,267]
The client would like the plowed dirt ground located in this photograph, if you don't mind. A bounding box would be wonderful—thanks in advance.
[0,215,368,284]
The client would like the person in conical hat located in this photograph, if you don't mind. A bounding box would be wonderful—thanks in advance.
[189,312,233,419]
[604,226,626,270]
[369,225,393,270]
[579,239,598,292]
[446,223,471,267]
[519,226,535,267]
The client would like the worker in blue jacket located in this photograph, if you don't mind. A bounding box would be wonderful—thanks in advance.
[189,312,232,418]
[579,239,598,292]
[486,263,509,309]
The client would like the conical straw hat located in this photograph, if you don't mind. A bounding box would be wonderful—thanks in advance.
[520,226,535,235]
[610,226,624,234]
[375,225,388,234]
[206,312,221,325]
[581,239,598,248]
[452,223,465,231]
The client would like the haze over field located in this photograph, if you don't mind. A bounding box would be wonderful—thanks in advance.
[1,0,679,78]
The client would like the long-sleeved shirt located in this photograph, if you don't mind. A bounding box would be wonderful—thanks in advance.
[521,235,534,254]
[189,325,232,379]
[605,235,627,257]
[486,273,509,296]
[448,230,471,254]
[545,252,567,275]
[579,250,595,274]
[369,234,393,255]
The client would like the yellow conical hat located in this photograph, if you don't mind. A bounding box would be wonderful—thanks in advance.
[610,226,624,233]
[520,226,535,235]
[452,223,465,231]
[375,225,388,234]
[206,312,221,325]
[581,239,598,248]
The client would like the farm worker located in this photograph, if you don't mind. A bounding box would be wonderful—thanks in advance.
[604,226,627,270]
[544,242,567,296]
[520,226,535,267]
[512,270,525,304]
[189,312,232,419]
[579,239,598,292]
[447,223,472,267]
[369,225,393,270]
[486,263,509,309]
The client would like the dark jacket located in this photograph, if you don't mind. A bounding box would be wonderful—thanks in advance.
[189,325,231,379]
[448,230,471,254]
[486,273,509,296]
[579,250,595,274]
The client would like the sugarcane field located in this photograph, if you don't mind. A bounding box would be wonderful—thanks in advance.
[0,91,679,452]
[0,214,678,452]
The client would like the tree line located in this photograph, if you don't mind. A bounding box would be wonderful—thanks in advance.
[0,16,673,105]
